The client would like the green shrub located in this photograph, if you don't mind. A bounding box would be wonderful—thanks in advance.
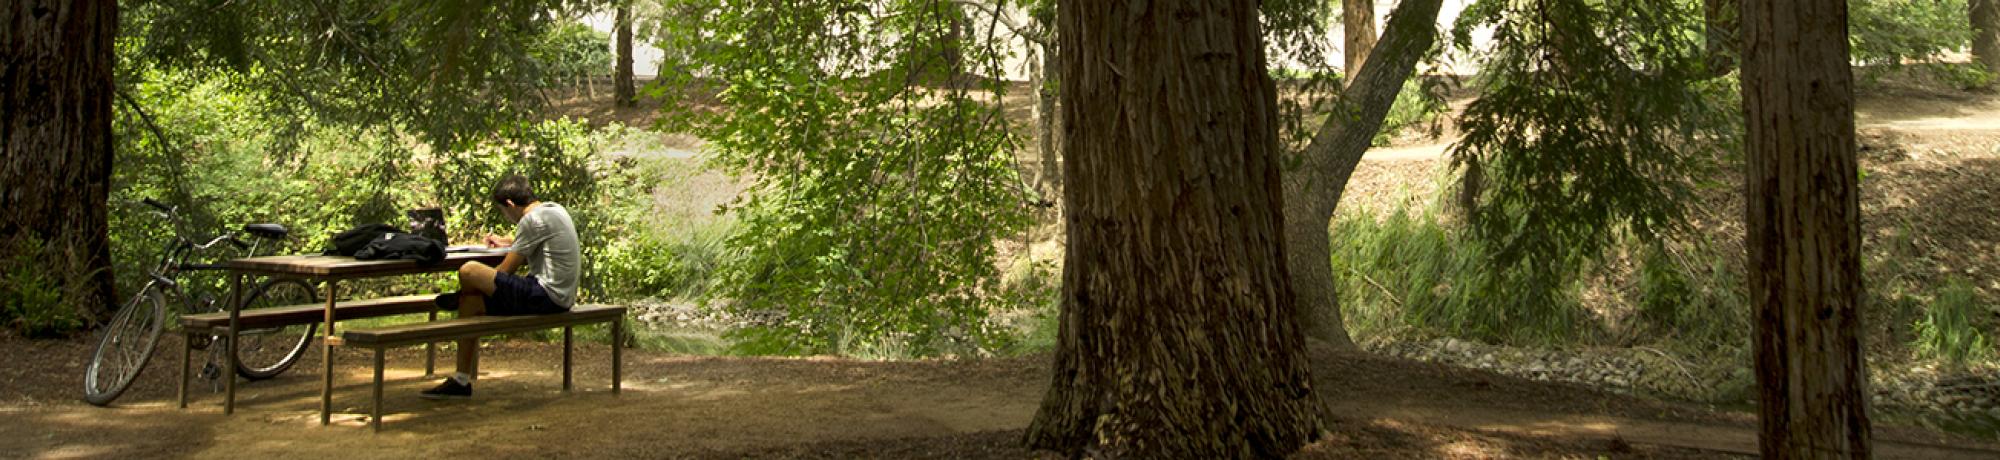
[1,236,87,338]
[1635,241,1750,354]
[1373,78,1447,146]
[1329,175,1591,346]
[1913,278,1994,366]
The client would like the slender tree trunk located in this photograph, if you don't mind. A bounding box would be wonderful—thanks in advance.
[1974,0,2000,74]
[1344,0,1377,85]
[1741,0,1872,456]
[1285,0,1445,348]
[1706,0,1738,76]
[1,0,119,318]
[614,2,636,108]
[1033,40,1061,199]
[1025,1,1321,456]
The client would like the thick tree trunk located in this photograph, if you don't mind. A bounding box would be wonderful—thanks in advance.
[0,1,119,317]
[1706,0,1738,76]
[1974,0,2000,74]
[1024,1,1321,456]
[1741,0,1873,456]
[614,3,636,108]
[1285,0,1445,348]
[1344,0,1377,84]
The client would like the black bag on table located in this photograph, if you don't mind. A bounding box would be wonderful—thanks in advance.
[325,223,399,257]
[354,232,446,265]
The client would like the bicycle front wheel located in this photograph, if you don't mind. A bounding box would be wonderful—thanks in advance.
[83,286,167,406]
[233,278,319,380]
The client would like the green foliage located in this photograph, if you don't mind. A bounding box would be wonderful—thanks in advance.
[1851,0,1973,67]
[532,20,616,86]
[652,1,1034,358]
[1634,240,1750,354]
[1913,278,1994,366]
[121,0,600,151]
[1449,0,1739,303]
[0,236,89,338]
[1329,177,1590,346]
[1374,78,1448,146]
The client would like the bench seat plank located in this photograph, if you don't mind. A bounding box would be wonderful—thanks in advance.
[341,305,625,348]
[180,294,438,331]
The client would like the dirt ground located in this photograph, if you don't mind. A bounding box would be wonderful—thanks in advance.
[4,333,1997,459]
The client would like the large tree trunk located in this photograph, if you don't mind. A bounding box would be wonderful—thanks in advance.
[1344,0,1377,84]
[614,2,636,108]
[1706,0,1738,76]
[1741,0,1873,456]
[1024,1,1321,456]
[1,0,119,318]
[1975,0,2000,74]
[1285,0,1445,348]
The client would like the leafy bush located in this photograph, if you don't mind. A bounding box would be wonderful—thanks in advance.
[1851,0,1972,67]
[1,236,89,338]
[1635,241,1750,354]
[1913,278,1994,366]
[656,2,1034,358]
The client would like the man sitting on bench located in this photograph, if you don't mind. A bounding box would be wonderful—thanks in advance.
[423,174,581,399]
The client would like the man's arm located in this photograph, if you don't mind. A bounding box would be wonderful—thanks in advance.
[496,250,525,274]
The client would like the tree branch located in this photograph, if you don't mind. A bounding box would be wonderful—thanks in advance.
[950,0,1051,47]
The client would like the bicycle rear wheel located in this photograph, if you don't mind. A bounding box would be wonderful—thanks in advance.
[83,286,167,406]
[233,278,319,380]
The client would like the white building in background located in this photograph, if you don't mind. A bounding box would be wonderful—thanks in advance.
[583,0,1489,82]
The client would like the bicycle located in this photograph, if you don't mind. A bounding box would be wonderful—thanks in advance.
[83,198,321,406]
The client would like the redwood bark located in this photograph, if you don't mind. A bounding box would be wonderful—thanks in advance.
[1285,0,1445,347]
[1975,0,2000,74]
[1,0,119,316]
[1741,0,1873,456]
[1024,0,1321,456]
[1344,0,1377,84]
[614,2,637,108]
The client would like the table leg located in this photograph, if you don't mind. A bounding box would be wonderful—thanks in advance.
[320,280,338,426]
[611,318,622,394]
[372,348,384,433]
[178,331,190,409]
[562,326,573,392]
[225,273,242,415]
[425,310,437,377]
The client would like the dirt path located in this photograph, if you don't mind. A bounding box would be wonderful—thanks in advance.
[4,336,1995,459]
[1356,87,2000,165]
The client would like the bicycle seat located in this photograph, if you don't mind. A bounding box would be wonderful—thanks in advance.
[242,223,289,240]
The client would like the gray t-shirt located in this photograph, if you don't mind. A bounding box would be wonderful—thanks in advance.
[513,202,580,308]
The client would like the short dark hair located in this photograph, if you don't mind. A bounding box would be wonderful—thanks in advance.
[491,175,537,206]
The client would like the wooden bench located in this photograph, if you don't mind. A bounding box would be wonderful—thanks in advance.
[179,294,451,409]
[180,294,440,332]
[337,304,626,432]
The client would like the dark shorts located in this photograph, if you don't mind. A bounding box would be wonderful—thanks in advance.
[486,272,568,316]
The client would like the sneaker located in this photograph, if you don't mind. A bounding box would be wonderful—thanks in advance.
[434,292,460,312]
[419,378,472,400]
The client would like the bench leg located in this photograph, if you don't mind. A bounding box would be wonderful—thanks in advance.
[611,317,622,394]
[321,280,338,426]
[424,310,437,377]
[372,348,384,433]
[225,274,242,415]
[562,326,573,393]
[178,332,191,409]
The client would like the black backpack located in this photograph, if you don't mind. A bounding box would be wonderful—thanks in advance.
[324,223,400,257]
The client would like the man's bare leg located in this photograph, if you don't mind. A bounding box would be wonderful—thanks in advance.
[453,262,500,384]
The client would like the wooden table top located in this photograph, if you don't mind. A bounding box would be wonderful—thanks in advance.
[224,251,508,279]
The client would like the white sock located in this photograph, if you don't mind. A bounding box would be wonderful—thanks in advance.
[452,372,474,385]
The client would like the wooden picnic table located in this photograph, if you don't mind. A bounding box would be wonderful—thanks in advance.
[215,251,507,421]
